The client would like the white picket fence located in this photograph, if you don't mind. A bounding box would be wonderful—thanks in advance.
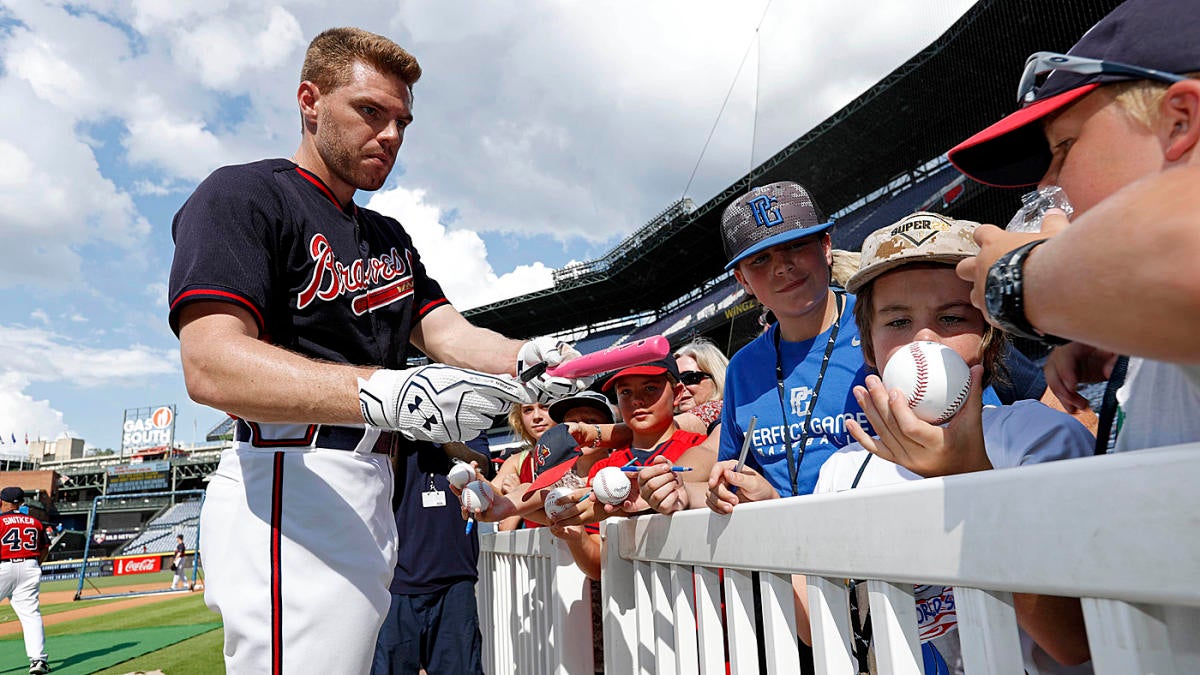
[477,443,1200,674]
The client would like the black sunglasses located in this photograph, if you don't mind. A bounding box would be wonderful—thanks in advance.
[679,371,713,386]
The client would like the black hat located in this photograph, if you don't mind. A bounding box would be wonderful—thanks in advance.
[1,487,25,504]
[949,0,1200,187]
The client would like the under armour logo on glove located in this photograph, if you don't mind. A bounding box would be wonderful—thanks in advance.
[358,365,530,443]
[517,336,595,404]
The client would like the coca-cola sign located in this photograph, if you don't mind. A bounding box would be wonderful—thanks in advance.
[114,556,161,575]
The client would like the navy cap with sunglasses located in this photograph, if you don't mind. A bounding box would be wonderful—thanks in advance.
[949,0,1200,187]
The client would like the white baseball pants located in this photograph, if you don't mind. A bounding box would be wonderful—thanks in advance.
[200,445,397,675]
[0,559,47,661]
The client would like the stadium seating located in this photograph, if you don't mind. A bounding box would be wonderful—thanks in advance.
[118,500,201,555]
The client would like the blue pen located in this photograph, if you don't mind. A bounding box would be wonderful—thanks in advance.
[465,517,475,535]
[621,465,692,473]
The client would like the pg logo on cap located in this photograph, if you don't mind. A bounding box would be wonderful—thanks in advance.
[748,195,784,228]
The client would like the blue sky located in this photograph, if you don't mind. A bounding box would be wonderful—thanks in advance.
[0,0,974,454]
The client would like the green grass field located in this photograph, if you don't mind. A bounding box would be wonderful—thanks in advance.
[1,576,224,674]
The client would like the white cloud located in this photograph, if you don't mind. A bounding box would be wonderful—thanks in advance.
[0,372,69,445]
[169,7,303,90]
[145,282,169,307]
[0,326,177,388]
[365,186,554,310]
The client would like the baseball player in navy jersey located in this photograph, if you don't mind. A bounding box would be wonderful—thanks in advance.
[0,487,49,675]
[168,27,586,675]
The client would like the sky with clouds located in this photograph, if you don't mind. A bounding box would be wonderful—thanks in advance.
[0,0,975,454]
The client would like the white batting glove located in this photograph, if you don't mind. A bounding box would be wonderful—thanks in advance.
[517,337,594,403]
[358,365,530,443]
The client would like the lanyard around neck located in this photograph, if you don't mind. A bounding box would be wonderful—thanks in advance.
[773,290,845,496]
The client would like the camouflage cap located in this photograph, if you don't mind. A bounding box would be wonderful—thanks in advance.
[845,212,979,293]
[721,181,833,271]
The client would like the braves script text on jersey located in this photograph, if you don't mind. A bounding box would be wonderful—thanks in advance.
[170,159,450,674]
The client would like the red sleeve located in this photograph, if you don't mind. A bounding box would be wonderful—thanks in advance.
[587,449,633,483]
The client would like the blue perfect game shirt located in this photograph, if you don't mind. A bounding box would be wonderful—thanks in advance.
[720,294,872,498]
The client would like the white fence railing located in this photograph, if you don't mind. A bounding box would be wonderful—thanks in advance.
[478,444,1200,674]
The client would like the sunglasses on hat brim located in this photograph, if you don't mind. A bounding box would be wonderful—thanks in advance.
[1018,51,1187,106]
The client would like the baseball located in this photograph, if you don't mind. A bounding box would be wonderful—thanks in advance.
[447,462,475,490]
[460,480,495,512]
[881,340,972,424]
[592,466,633,505]
[543,486,576,520]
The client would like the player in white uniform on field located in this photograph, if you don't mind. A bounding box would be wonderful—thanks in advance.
[0,487,50,675]
[168,28,585,675]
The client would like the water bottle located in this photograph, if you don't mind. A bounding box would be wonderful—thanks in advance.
[1006,185,1073,233]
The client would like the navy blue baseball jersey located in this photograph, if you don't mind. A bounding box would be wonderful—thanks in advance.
[169,158,448,371]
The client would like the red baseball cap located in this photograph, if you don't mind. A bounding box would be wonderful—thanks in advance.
[600,358,680,393]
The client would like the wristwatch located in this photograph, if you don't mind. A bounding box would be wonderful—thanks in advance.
[983,240,1068,346]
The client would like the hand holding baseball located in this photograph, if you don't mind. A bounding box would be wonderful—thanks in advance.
[517,337,594,403]
[358,364,529,443]
[638,456,690,515]
[848,364,991,478]
[457,480,520,523]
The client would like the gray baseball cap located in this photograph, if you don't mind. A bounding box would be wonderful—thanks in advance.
[721,181,833,271]
[845,212,980,293]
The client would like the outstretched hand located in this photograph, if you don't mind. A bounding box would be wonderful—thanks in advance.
[847,364,991,478]
[956,212,1068,327]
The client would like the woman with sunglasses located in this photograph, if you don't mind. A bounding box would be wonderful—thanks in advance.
[674,337,729,435]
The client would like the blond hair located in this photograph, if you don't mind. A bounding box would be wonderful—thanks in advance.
[506,402,555,448]
[830,249,861,289]
[1109,72,1200,128]
[673,337,729,400]
[301,27,422,93]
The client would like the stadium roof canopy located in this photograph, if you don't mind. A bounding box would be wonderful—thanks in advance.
[465,0,1121,339]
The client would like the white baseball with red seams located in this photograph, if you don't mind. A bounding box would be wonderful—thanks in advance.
[543,486,576,520]
[460,480,495,512]
[592,466,632,505]
[881,340,972,424]
[446,462,475,490]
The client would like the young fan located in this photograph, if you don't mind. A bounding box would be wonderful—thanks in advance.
[811,212,1094,673]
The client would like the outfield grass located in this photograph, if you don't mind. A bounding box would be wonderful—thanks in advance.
[46,593,218,637]
[92,626,225,675]
[44,570,194,594]
[56,595,225,674]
